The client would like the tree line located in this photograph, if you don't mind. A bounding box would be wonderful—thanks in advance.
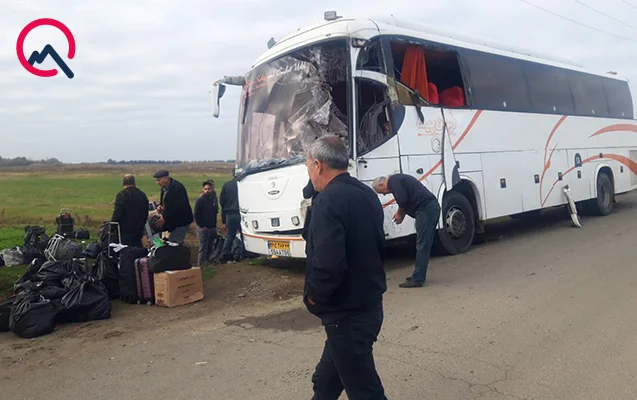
[103,159,236,165]
[0,156,61,166]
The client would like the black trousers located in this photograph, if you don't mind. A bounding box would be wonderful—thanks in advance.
[311,303,387,400]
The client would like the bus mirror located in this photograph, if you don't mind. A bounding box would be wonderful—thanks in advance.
[210,83,226,118]
[391,105,406,134]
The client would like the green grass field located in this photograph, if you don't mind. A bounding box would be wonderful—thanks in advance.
[0,169,232,227]
[0,165,231,299]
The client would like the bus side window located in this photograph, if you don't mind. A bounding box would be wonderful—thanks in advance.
[356,79,394,156]
[390,39,466,108]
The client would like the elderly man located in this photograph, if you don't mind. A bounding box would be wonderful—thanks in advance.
[304,135,388,399]
[111,174,149,247]
[153,169,194,245]
[372,173,440,288]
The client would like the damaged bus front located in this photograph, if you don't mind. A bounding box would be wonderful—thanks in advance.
[211,37,353,258]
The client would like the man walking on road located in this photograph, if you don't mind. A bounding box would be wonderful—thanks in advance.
[153,170,194,245]
[219,173,242,262]
[194,180,219,266]
[111,174,149,247]
[304,135,388,399]
[373,173,440,288]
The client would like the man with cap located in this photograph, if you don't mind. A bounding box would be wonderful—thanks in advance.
[194,180,219,266]
[153,169,194,245]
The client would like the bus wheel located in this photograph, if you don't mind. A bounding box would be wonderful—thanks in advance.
[436,191,476,255]
[589,171,614,216]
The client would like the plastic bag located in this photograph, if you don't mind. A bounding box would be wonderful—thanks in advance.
[52,239,83,261]
[36,261,72,287]
[206,234,225,265]
[14,259,43,292]
[9,293,58,338]
[0,297,15,332]
[83,242,101,259]
[91,252,120,299]
[61,276,111,322]
[1,248,24,267]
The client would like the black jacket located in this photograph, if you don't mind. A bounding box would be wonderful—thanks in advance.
[160,178,194,232]
[111,186,149,235]
[194,192,219,229]
[220,178,240,224]
[304,173,387,324]
[388,173,437,218]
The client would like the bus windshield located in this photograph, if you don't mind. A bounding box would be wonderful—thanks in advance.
[236,39,350,175]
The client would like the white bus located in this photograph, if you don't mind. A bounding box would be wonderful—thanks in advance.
[210,13,636,258]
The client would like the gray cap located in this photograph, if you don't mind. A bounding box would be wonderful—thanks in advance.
[153,169,169,179]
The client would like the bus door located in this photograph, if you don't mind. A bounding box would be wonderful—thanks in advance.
[353,74,404,184]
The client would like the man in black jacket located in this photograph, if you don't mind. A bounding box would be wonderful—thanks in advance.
[194,180,219,266]
[153,170,194,245]
[219,174,242,261]
[373,173,440,288]
[304,135,388,400]
[111,174,149,247]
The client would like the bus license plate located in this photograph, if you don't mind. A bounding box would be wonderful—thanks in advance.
[267,240,291,257]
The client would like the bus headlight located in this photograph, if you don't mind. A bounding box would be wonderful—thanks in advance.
[292,216,300,226]
[252,221,259,230]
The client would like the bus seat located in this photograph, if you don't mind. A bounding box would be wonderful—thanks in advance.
[428,82,439,104]
[440,87,465,107]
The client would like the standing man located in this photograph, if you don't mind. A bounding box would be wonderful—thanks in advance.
[372,173,440,288]
[153,170,194,245]
[219,173,242,262]
[194,180,219,266]
[304,135,388,399]
[111,174,149,247]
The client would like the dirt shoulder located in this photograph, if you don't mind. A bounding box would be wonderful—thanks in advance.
[0,257,306,375]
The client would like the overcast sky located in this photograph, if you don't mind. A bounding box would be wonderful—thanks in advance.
[1,0,636,163]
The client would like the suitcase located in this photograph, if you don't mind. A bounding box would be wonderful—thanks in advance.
[118,247,149,304]
[134,257,154,305]
[55,208,75,236]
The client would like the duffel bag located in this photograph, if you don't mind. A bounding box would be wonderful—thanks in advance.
[149,244,191,273]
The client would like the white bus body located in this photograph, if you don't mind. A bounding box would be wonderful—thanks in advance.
[211,14,636,258]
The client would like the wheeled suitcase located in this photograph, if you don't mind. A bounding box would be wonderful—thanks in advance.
[118,246,150,304]
[55,208,75,236]
[134,257,154,305]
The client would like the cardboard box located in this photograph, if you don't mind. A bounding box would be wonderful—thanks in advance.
[154,267,204,308]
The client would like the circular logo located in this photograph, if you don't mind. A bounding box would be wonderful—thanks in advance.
[431,137,442,153]
[16,18,75,78]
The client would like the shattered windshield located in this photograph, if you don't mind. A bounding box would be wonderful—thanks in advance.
[236,39,350,174]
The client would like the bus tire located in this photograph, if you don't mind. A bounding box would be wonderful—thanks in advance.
[589,171,614,216]
[436,191,476,255]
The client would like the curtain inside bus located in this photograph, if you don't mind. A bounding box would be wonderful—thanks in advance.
[400,45,430,102]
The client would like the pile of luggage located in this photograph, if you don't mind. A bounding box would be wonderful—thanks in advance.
[0,258,111,338]
[0,226,51,267]
[0,209,91,267]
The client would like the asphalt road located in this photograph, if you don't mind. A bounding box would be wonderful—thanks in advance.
[3,192,637,399]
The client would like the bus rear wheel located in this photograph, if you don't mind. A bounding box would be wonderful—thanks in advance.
[435,191,476,255]
[589,171,614,216]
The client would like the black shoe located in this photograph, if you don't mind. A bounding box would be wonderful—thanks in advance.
[399,279,424,288]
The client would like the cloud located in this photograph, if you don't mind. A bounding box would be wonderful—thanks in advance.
[0,0,636,162]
